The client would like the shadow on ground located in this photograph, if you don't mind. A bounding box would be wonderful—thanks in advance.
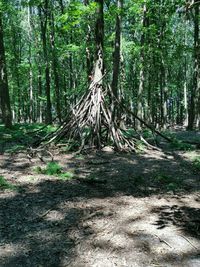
[0,149,200,266]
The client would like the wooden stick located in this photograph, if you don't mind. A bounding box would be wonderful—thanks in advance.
[155,234,173,248]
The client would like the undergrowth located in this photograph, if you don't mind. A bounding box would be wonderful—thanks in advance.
[0,123,57,153]
[34,162,74,180]
[170,139,193,151]
[192,156,200,171]
[153,173,182,192]
[0,176,17,191]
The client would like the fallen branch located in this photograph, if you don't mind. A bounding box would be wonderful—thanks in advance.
[180,235,198,250]
[155,234,173,248]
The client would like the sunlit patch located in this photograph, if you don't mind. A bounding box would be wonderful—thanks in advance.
[45,210,65,221]
[0,243,26,258]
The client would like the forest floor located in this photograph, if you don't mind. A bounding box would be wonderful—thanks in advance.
[0,127,200,267]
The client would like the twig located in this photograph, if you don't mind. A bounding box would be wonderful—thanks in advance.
[30,208,53,222]
[180,235,198,250]
[155,234,173,248]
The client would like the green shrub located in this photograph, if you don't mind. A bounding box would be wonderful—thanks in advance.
[0,176,17,191]
[193,156,200,171]
[34,162,74,180]
[34,166,44,174]
[166,182,178,192]
[45,162,62,175]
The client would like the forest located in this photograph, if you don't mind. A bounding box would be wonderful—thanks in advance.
[0,0,200,266]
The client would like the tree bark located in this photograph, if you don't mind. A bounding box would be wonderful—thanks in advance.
[136,3,147,130]
[38,2,52,125]
[49,2,61,122]
[91,0,104,87]
[188,0,199,130]
[111,0,123,100]
[0,12,12,128]
[194,1,200,128]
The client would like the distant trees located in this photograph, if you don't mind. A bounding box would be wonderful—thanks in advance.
[0,0,199,131]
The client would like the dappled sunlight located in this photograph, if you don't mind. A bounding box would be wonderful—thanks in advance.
[0,147,199,266]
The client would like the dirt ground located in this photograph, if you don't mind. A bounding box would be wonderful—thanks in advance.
[0,144,200,267]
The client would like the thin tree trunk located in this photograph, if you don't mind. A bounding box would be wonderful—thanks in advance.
[194,1,200,128]
[0,12,12,128]
[28,5,33,123]
[84,0,93,82]
[111,0,123,100]
[183,57,189,126]
[39,2,52,124]
[188,0,199,130]
[49,3,61,122]
[136,3,147,130]
[163,62,168,129]
[91,0,104,86]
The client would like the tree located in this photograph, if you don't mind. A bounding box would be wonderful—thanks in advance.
[0,9,12,128]
[111,0,123,100]
[38,1,52,124]
[188,0,200,130]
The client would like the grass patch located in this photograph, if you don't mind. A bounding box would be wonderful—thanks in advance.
[153,173,181,192]
[0,176,17,191]
[34,162,74,180]
[45,162,62,175]
[59,172,74,180]
[34,162,62,175]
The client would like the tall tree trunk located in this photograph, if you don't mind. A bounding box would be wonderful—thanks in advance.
[39,2,52,125]
[194,1,200,128]
[0,12,12,128]
[136,3,147,130]
[188,0,199,130]
[28,4,33,123]
[91,0,104,86]
[183,57,189,126]
[38,63,43,123]
[88,0,104,148]
[84,0,93,82]
[49,3,61,122]
[161,60,168,129]
[111,0,123,100]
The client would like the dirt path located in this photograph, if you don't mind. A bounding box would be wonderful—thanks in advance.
[0,148,200,267]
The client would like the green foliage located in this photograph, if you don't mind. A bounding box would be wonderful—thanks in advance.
[45,162,62,175]
[192,156,200,171]
[170,140,193,151]
[153,173,181,192]
[154,173,174,184]
[34,166,43,174]
[0,176,17,191]
[59,172,74,180]
[166,182,178,192]
[34,162,74,180]
[34,162,62,175]
[136,140,146,152]
[0,124,57,153]
[5,145,25,153]
[142,129,153,139]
